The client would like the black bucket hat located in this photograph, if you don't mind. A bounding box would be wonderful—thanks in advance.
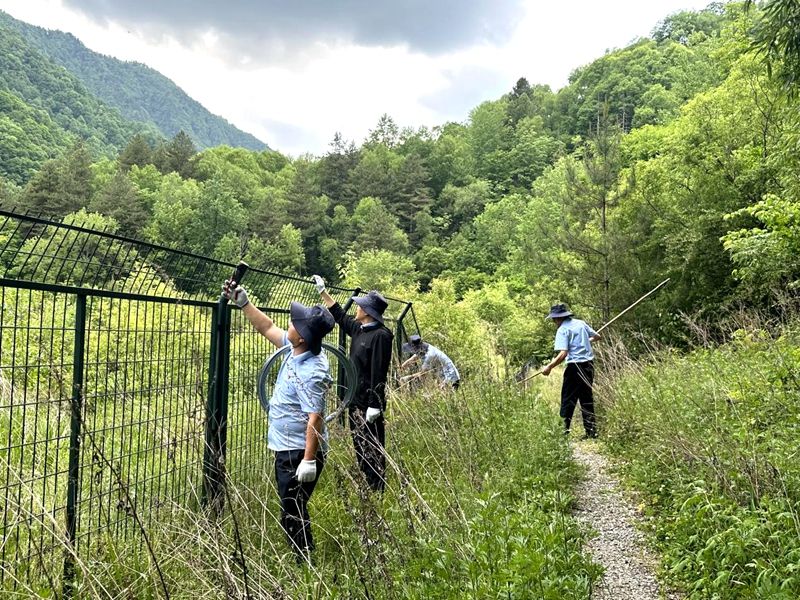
[290,301,335,355]
[401,334,426,354]
[546,303,574,319]
[352,290,388,324]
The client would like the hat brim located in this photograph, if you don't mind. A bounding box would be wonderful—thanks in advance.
[401,343,418,353]
[352,296,385,323]
[546,311,573,319]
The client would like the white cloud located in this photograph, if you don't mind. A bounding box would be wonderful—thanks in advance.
[0,0,716,155]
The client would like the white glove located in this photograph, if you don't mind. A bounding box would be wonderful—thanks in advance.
[222,279,249,308]
[365,407,382,424]
[312,274,326,294]
[295,459,317,482]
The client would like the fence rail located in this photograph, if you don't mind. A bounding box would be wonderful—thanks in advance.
[0,210,418,596]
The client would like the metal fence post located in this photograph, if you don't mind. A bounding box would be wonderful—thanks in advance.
[396,302,412,358]
[63,293,87,597]
[216,304,232,494]
[202,296,228,508]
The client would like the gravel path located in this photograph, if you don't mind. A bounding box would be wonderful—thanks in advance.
[572,441,681,600]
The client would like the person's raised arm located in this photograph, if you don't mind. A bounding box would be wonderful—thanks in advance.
[223,280,286,348]
[314,274,336,309]
[312,275,360,338]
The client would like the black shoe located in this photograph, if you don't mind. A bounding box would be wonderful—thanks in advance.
[580,432,598,440]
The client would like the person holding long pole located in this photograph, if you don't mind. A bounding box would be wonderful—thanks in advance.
[312,275,393,492]
[541,303,600,439]
[222,278,335,560]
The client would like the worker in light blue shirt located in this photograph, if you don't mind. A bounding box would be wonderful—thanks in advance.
[400,335,461,390]
[267,331,333,453]
[541,303,601,439]
[222,277,334,560]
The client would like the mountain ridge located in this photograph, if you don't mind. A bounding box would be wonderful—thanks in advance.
[0,10,268,152]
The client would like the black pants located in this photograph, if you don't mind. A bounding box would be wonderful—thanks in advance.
[274,449,324,556]
[561,361,596,436]
[349,407,386,492]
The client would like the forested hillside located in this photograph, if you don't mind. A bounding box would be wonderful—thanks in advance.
[0,19,160,184]
[3,2,798,369]
[0,11,267,153]
[2,1,800,598]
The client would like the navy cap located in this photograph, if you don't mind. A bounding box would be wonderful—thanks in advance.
[352,290,388,324]
[290,302,335,355]
[401,334,424,353]
[546,303,574,319]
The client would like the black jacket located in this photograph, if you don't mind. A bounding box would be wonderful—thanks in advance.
[329,302,394,410]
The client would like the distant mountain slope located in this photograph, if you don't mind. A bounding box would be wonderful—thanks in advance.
[0,20,160,183]
[0,10,268,151]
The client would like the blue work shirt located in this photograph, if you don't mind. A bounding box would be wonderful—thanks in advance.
[554,318,597,363]
[267,333,332,452]
[421,344,460,383]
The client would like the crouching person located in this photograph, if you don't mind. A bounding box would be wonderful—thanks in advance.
[222,278,335,560]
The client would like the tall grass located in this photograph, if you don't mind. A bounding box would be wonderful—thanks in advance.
[598,319,800,599]
[3,377,601,598]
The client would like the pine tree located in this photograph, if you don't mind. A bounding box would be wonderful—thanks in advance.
[90,169,150,236]
[119,134,153,171]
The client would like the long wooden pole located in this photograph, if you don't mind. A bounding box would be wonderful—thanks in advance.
[595,278,670,334]
[516,278,671,385]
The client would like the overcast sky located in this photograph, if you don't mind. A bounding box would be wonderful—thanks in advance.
[1,0,714,155]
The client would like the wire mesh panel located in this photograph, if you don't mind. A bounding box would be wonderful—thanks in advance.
[0,288,75,594]
[0,209,418,595]
[75,296,212,550]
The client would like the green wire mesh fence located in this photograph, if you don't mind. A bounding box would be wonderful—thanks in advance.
[0,209,418,596]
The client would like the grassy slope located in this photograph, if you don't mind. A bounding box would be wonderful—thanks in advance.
[65,379,600,598]
[598,324,800,599]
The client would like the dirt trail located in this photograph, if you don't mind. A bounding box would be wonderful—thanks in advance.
[572,441,681,600]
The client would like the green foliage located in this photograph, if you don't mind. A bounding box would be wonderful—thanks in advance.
[89,168,151,236]
[557,25,727,137]
[0,10,266,151]
[0,14,158,174]
[34,378,599,598]
[351,196,409,254]
[340,249,418,296]
[723,194,800,288]
[463,280,552,368]
[7,209,123,285]
[5,1,800,355]
[145,176,246,257]
[118,133,153,171]
[20,142,94,218]
[0,91,67,185]
[748,0,800,96]
[155,131,197,179]
[601,324,800,598]
[409,279,502,378]
[235,224,306,275]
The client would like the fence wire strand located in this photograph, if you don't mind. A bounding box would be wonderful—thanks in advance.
[0,210,418,595]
